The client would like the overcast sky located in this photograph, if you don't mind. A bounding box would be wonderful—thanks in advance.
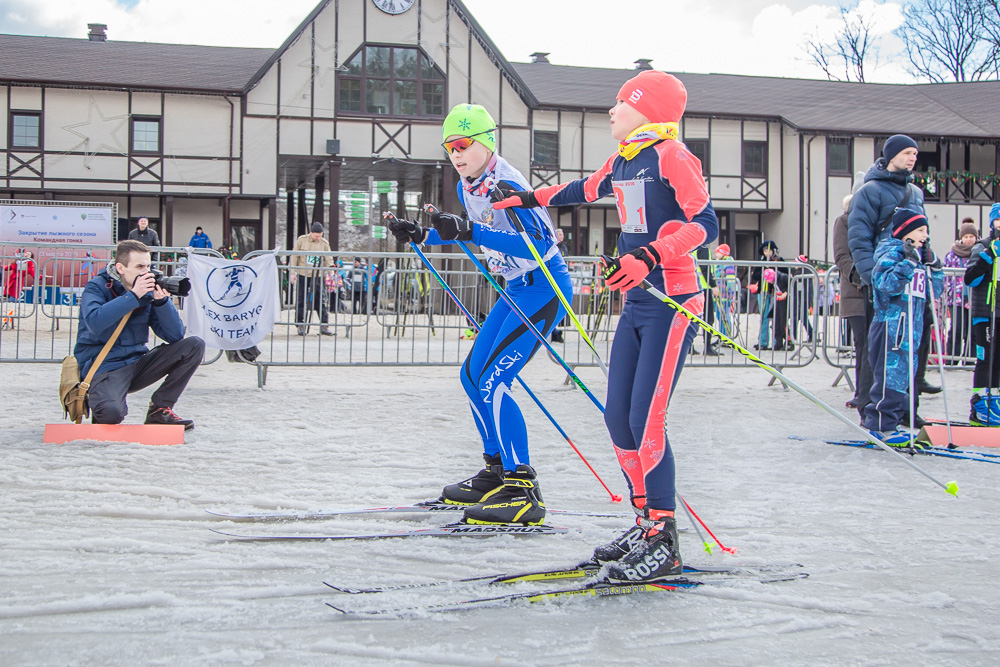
[0,0,915,82]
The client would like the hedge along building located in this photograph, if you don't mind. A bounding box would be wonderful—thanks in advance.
[0,0,999,261]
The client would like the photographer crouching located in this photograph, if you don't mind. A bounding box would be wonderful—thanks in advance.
[75,240,204,429]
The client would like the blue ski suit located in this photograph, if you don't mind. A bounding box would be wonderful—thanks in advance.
[424,154,571,472]
[864,239,943,431]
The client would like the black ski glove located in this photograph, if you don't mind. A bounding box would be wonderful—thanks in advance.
[902,241,920,264]
[491,180,540,209]
[920,243,942,269]
[384,212,426,245]
[424,205,473,242]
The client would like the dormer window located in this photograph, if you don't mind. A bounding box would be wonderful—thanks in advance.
[337,44,445,118]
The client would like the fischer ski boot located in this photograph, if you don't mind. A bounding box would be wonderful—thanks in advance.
[605,509,682,583]
[462,465,545,525]
[440,453,504,505]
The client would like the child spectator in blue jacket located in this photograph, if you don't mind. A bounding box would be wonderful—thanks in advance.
[865,209,943,444]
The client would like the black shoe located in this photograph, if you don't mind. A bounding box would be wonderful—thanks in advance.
[550,330,564,344]
[604,509,682,583]
[901,413,929,429]
[462,464,545,525]
[320,326,335,336]
[916,381,942,395]
[592,522,645,563]
[704,345,721,356]
[145,404,194,431]
[440,453,504,505]
[846,397,859,409]
[296,325,307,336]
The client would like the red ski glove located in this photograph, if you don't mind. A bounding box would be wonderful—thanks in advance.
[748,284,759,294]
[776,291,787,301]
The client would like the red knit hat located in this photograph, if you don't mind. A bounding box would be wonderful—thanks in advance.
[617,71,687,123]
[716,243,731,255]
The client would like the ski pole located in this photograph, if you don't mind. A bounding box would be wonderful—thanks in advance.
[636,278,959,497]
[418,209,608,414]
[675,492,714,554]
[907,265,916,446]
[924,269,955,447]
[408,240,622,503]
[678,494,737,554]
[483,191,610,377]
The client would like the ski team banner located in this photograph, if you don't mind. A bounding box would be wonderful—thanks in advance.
[184,253,280,350]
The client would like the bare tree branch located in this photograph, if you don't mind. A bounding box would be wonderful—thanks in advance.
[895,0,1000,82]
[803,2,883,82]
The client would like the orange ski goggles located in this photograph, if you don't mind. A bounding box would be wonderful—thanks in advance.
[441,128,496,154]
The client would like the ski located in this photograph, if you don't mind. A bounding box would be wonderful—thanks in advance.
[790,435,1000,464]
[327,571,809,615]
[324,561,803,594]
[210,522,570,541]
[207,501,630,521]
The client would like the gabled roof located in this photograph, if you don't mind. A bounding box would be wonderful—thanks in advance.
[0,33,273,94]
[512,62,1000,139]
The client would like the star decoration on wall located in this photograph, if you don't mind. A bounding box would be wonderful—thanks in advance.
[62,98,128,166]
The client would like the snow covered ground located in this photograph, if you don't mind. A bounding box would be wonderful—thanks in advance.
[2,350,999,666]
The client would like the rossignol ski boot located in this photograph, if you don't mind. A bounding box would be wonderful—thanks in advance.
[604,508,683,583]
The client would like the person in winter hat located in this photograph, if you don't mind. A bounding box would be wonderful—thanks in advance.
[384,102,570,528]
[749,241,789,350]
[489,70,719,583]
[962,203,1000,424]
[941,219,979,362]
[864,209,944,443]
[847,133,936,423]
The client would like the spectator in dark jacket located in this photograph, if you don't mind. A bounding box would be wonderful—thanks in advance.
[188,227,212,249]
[963,203,1000,424]
[74,239,204,429]
[748,240,789,350]
[847,135,939,424]
[834,193,866,408]
[128,217,161,247]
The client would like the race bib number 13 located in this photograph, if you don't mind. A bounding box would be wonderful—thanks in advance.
[612,179,648,234]
[908,270,927,299]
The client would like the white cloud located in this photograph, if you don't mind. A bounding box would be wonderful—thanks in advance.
[0,0,914,81]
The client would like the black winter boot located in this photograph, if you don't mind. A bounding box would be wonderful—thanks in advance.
[439,453,504,505]
[462,464,545,525]
[604,509,683,583]
[145,404,194,430]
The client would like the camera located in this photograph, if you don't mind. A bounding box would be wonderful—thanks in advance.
[149,268,191,297]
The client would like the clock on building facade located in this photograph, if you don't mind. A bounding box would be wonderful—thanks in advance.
[372,0,415,15]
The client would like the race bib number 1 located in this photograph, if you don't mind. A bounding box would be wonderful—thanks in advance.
[612,180,648,234]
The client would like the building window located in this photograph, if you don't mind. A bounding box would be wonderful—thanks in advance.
[828,138,851,175]
[685,139,709,175]
[338,44,445,118]
[742,141,767,178]
[131,117,161,154]
[10,112,41,149]
[532,131,559,166]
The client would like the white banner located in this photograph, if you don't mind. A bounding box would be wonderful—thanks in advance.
[184,253,280,350]
[0,204,114,244]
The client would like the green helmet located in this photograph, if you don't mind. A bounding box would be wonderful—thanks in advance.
[442,104,496,151]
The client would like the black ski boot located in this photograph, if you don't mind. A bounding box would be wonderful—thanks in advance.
[604,509,683,583]
[439,453,504,505]
[462,465,545,525]
[587,499,645,564]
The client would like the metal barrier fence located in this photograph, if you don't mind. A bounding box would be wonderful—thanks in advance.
[3,243,829,387]
[819,265,973,393]
[0,242,224,365]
